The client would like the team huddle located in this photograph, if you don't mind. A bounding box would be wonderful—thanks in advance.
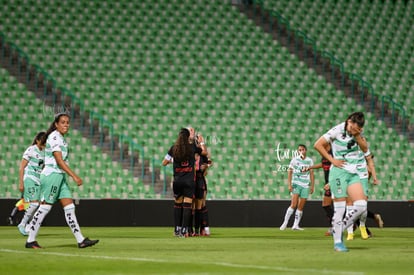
[162,127,212,237]
[17,111,381,252]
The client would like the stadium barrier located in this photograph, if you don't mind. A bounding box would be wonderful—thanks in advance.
[1,199,413,227]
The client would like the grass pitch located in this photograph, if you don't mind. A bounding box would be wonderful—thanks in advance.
[0,226,412,275]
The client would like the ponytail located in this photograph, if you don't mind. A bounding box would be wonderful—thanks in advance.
[41,113,70,145]
[32,132,46,145]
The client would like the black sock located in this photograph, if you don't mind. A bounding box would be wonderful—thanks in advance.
[174,202,183,233]
[322,205,333,224]
[188,209,194,234]
[194,209,202,234]
[201,206,209,228]
[181,202,192,234]
[367,210,375,219]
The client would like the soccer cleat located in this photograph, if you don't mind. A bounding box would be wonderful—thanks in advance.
[18,225,28,236]
[25,241,42,249]
[367,228,372,238]
[203,227,210,236]
[374,214,384,228]
[7,217,14,226]
[279,222,288,231]
[78,237,99,248]
[334,242,349,252]
[359,226,369,240]
[325,228,333,236]
[292,226,304,231]
[346,233,354,241]
[200,228,210,237]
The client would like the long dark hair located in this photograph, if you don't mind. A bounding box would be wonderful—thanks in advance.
[32,132,46,145]
[41,113,70,145]
[172,128,193,162]
[343,112,365,137]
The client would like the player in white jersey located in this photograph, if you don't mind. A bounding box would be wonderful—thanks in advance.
[280,144,314,231]
[346,149,369,240]
[25,113,98,249]
[17,132,46,236]
[314,112,369,252]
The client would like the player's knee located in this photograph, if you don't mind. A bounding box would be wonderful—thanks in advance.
[175,196,184,204]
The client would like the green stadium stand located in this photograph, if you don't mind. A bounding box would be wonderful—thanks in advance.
[0,67,149,199]
[262,0,413,125]
[0,0,412,200]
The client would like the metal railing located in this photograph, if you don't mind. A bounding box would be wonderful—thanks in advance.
[0,31,148,183]
[246,1,409,136]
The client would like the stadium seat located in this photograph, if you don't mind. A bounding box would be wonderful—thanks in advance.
[1,0,412,200]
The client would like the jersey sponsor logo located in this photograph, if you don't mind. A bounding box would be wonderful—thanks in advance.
[175,167,193,173]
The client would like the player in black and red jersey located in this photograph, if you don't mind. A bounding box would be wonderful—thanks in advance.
[162,128,208,237]
[193,152,212,236]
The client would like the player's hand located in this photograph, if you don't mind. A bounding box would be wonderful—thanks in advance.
[288,185,293,192]
[73,175,83,186]
[310,186,314,194]
[197,133,205,144]
[331,159,345,168]
[350,124,363,137]
[19,183,24,193]
[324,183,330,191]
[372,178,379,185]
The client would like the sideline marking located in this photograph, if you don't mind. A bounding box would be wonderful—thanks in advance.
[0,249,364,275]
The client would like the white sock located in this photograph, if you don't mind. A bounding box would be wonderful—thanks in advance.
[332,201,346,244]
[343,200,367,230]
[359,207,368,227]
[63,203,85,243]
[19,202,39,228]
[293,210,303,228]
[282,207,295,225]
[346,205,354,234]
[27,204,52,243]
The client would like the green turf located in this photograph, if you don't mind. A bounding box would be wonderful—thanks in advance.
[0,227,412,274]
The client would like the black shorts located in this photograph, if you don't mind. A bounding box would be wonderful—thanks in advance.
[324,169,330,185]
[194,176,207,199]
[173,179,195,199]
[323,169,331,197]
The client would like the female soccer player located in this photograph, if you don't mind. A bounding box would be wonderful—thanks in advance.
[193,153,212,236]
[280,144,314,231]
[314,112,369,252]
[25,113,99,249]
[17,132,46,236]
[162,128,208,237]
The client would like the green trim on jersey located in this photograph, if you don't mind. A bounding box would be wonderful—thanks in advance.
[289,157,313,187]
[42,130,69,175]
[22,145,44,184]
